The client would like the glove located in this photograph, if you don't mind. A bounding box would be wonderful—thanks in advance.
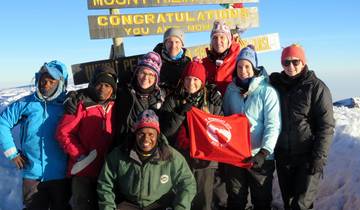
[64,91,85,114]
[244,148,270,169]
[208,84,222,106]
[11,153,27,169]
[309,158,325,175]
[177,103,193,115]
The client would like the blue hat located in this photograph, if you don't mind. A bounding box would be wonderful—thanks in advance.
[237,45,258,70]
[36,60,68,86]
[43,60,68,81]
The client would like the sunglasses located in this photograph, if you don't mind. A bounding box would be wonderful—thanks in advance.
[282,59,301,67]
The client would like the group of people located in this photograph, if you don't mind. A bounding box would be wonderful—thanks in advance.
[0,19,335,210]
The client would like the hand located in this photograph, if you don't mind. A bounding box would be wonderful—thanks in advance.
[177,103,192,115]
[309,158,325,175]
[12,154,27,169]
[64,91,85,114]
[244,149,269,169]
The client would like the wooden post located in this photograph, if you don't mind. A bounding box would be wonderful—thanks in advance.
[110,8,125,58]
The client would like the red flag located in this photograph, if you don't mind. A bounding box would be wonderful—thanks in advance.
[232,3,244,8]
[187,107,252,168]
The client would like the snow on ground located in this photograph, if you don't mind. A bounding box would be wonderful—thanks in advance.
[0,86,360,210]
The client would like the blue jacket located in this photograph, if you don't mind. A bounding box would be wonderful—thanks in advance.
[223,67,281,159]
[0,61,68,181]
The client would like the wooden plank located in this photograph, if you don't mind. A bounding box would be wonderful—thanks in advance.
[88,0,258,9]
[185,33,281,59]
[88,7,259,39]
[72,55,140,85]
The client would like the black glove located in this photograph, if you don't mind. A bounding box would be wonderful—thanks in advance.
[177,103,193,115]
[309,158,325,175]
[244,148,270,169]
[207,84,222,106]
[64,91,85,114]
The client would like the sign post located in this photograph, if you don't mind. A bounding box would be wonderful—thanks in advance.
[110,8,125,58]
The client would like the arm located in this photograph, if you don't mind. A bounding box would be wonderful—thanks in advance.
[311,82,335,161]
[55,103,87,159]
[261,87,282,154]
[159,96,186,138]
[171,150,197,210]
[0,101,27,161]
[97,150,118,210]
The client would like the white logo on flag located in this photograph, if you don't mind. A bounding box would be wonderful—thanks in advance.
[206,118,232,147]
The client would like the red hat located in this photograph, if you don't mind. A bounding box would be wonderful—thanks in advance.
[183,61,206,86]
[132,110,160,134]
[281,44,306,65]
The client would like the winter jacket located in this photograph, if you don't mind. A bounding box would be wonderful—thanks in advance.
[161,85,222,169]
[113,84,165,147]
[269,67,335,161]
[223,67,281,158]
[56,96,115,178]
[97,134,196,210]
[202,42,241,95]
[0,69,68,181]
[153,43,191,96]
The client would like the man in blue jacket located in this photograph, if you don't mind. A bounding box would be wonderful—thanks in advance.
[0,60,71,210]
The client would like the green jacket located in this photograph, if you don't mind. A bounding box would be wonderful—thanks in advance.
[97,134,196,210]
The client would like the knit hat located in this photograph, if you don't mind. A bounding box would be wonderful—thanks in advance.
[281,44,306,65]
[210,20,232,48]
[92,65,117,92]
[133,109,160,134]
[163,28,185,46]
[236,45,259,70]
[137,52,162,85]
[183,61,206,86]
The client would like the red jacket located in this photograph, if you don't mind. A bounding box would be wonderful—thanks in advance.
[56,100,114,178]
[202,42,241,95]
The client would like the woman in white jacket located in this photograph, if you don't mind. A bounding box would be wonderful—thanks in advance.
[222,45,281,210]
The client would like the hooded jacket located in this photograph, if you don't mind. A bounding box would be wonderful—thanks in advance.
[97,134,196,210]
[223,67,281,158]
[202,42,241,95]
[0,61,68,181]
[56,96,115,178]
[270,67,335,161]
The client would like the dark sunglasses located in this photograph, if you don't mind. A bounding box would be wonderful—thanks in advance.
[282,59,301,67]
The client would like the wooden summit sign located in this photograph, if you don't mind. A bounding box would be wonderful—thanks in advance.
[89,7,259,39]
[72,33,280,85]
[186,33,281,58]
[88,0,258,9]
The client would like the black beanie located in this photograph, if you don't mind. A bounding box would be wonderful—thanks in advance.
[94,73,117,92]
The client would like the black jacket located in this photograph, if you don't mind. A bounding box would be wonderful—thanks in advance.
[160,85,223,169]
[270,67,335,162]
[113,84,165,147]
[153,43,191,96]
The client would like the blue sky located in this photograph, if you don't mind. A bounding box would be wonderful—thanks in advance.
[0,1,359,100]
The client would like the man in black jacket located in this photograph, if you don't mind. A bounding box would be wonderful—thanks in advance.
[270,44,335,210]
[153,27,191,96]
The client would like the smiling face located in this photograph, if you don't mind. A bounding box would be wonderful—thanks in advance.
[211,33,230,54]
[165,36,183,58]
[137,67,157,89]
[184,76,202,94]
[236,60,255,80]
[282,56,305,77]
[135,127,158,152]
